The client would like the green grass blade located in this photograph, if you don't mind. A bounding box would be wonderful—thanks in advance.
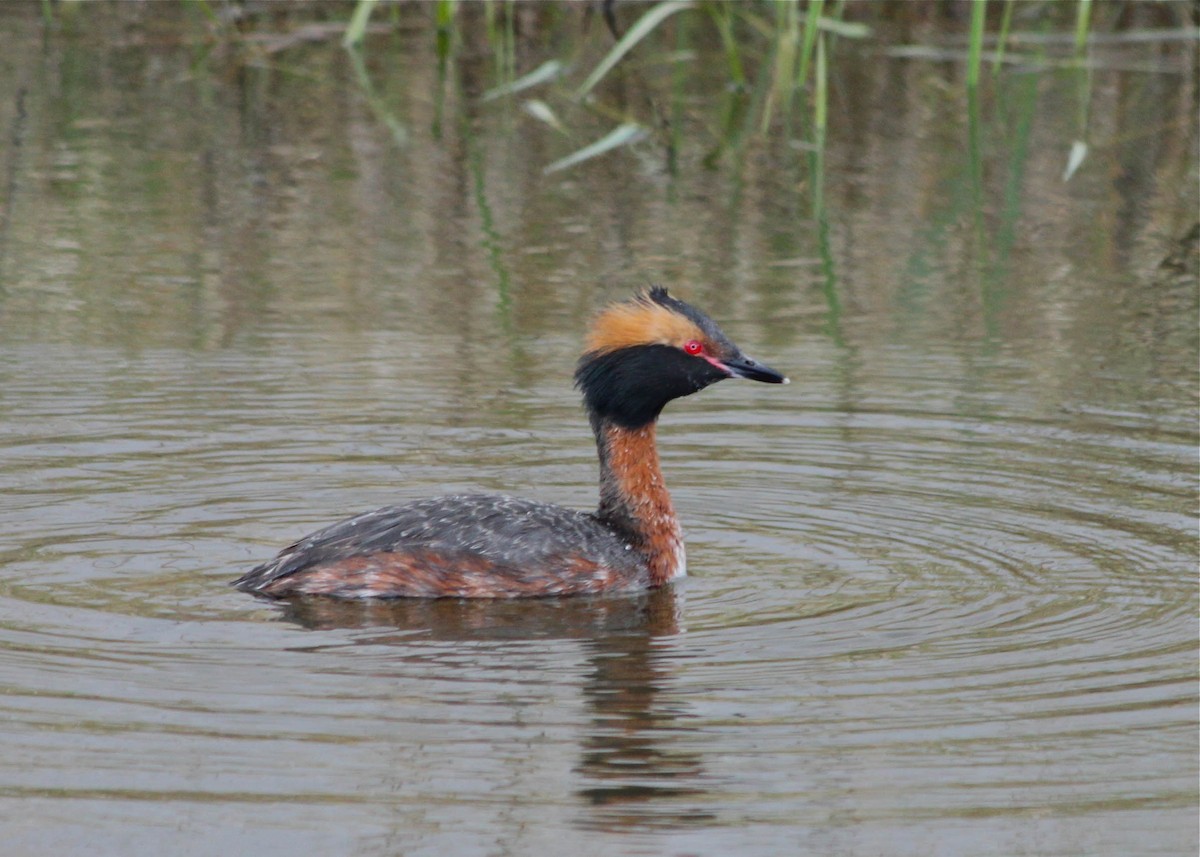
[797,0,825,91]
[544,123,648,174]
[345,46,409,147]
[576,0,695,99]
[342,0,378,48]
[813,30,827,136]
[1073,0,1093,58]
[707,2,746,87]
[810,32,827,219]
[966,0,986,92]
[668,8,690,177]
[992,0,1015,71]
[762,0,800,134]
[481,59,566,102]
[435,0,456,69]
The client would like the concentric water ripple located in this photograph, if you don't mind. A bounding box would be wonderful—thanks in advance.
[0,337,1195,856]
[650,390,1197,841]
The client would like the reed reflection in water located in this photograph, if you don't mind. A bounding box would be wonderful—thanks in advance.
[0,2,1195,855]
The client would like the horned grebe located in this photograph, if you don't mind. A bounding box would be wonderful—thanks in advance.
[233,288,786,599]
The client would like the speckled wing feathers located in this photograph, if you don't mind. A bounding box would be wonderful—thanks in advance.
[234,494,649,598]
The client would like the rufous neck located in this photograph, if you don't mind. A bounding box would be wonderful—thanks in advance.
[592,415,684,586]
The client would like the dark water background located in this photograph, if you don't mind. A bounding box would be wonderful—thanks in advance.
[0,4,1196,855]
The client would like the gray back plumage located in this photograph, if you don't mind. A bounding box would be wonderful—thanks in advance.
[235,494,647,592]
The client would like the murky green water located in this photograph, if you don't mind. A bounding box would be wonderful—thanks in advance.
[1,4,1196,856]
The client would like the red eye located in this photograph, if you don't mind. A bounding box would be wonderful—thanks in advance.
[683,340,704,355]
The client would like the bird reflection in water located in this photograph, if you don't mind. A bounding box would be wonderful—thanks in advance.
[273,586,712,832]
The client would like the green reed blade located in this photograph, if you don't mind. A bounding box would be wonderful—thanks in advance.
[345,45,409,147]
[810,32,827,219]
[544,123,648,174]
[762,0,800,134]
[966,0,986,92]
[576,0,695,99]
[1073,0,1093,59]
[992,0,1015,71]
[797,0,825,91]
[707,1,746,88]
[481,60,566,102]
[343,0,378,48]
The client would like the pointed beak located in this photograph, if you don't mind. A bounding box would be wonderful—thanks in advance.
[721,353,789,384]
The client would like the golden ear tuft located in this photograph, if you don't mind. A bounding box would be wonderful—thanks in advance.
[585,294,702,355]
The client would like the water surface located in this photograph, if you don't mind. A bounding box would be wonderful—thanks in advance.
[0,5,1196,856]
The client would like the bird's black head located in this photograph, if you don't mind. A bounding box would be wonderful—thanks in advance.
[573,287,787,429]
